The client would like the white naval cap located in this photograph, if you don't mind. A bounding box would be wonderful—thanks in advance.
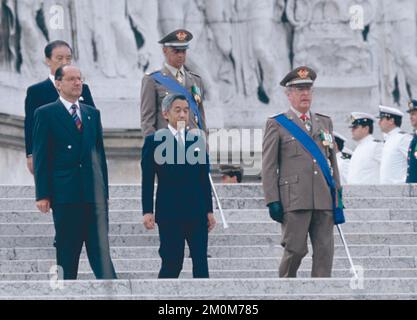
[378,105,404,118]
[349,112,376,128]
[333,131,347,142]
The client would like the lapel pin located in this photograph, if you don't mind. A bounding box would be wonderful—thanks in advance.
[67,145,72,149]
[79,96,84,101]
[88,116,91,120]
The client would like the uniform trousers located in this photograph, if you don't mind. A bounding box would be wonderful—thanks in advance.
[279,210,334,278]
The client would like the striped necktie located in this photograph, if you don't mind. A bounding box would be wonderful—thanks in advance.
[176,70,184,85]
[70,104,83,132]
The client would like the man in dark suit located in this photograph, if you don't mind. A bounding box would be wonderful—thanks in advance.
[25,40,95,174]
[32,65,116,280]
[141,93,216,278]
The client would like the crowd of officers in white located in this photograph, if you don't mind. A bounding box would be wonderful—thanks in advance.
[336,104,417,185]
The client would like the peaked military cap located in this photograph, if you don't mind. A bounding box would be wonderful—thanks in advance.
[219,164,243,176]
[349,112,375,128]
[333,131,347,143]
[280,66,317,87]
[158,29,193,49]
[407,100,417,113]
[378,105,404,119]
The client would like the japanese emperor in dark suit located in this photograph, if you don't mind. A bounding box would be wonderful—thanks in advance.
[141,93,216,278]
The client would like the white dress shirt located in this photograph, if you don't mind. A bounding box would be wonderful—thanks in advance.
[380,127,412,184]
[164,63,185,84]
[168,124,185,144]
[49,74,55,85]
[347,135,382,184]
[59,97,82,121]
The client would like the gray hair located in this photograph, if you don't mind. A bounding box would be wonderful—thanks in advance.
[161,93,188,112]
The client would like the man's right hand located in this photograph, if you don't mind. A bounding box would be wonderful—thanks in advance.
[36,199,50,214]
[27,156,34,175]
[143,213,155,230]
[267,201,284,223]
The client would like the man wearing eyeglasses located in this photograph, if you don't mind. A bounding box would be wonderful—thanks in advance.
[24,40,95,175]
[262,66,341,278]
[32,65,116,280]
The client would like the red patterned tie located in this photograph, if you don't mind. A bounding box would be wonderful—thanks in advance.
[300,113,309,122]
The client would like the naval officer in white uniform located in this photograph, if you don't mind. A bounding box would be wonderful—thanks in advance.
[378,105,412,184]
[347,112,383,184]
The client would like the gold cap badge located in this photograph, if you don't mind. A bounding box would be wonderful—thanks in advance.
[297,69,309,79]
[176,31,187,41]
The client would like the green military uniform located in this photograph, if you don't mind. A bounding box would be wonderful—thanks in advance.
[140,29,207,136]
[262,66,341,277]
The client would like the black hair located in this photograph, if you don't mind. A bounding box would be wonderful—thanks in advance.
[54,64,70,81]
[224,171,242,183]
[44,40,72,58]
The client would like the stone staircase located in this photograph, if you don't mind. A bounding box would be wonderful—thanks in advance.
[0,184,417,299]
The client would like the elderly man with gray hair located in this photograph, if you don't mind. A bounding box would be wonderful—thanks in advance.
[141,93,216,278]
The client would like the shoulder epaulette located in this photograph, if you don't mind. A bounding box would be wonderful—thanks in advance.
[188,70,201,78]
[269,112,284,119]
[342,152,352,159]
[145,69,160,76]
[315,112,330,118]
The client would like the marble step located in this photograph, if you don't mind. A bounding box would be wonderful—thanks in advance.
[4,293,417,300]
[0,221,414,236]
[0,257,414,274]
[2,184,417,198]
[2,197,417,211]
[1,278,417,298]
[2,268,417,281]
[1,209,416,223]
[1,233,417,248]
[4,244,417,260]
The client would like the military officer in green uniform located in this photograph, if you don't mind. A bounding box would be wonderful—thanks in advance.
[262,66,341,278]
[140,29,207,136]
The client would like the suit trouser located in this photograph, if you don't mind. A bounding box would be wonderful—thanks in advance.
[52,202,117,280]
[279,210,334,278]
[157,219,209,278]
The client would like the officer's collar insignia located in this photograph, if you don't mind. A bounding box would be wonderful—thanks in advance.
[176,31,187,41]
[297,69,309,79]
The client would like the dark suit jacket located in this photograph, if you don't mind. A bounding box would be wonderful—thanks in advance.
[32,99,108,205]
[25,78,95,156]
[141,129,213,223]
[407,135,417,183]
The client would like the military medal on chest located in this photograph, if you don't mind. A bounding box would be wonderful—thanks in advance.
[320,129,334,149]
[191,84,202,105]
